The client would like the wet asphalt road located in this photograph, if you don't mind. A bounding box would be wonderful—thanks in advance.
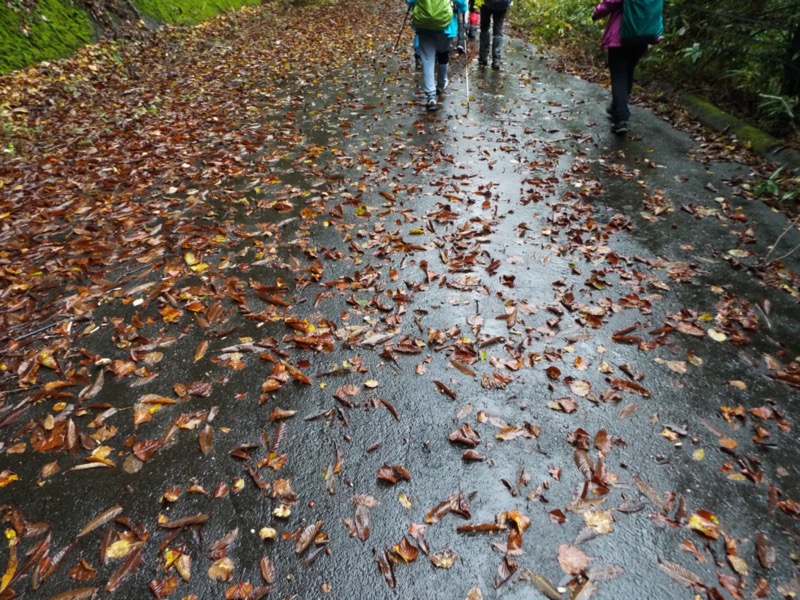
[1,13,800,600]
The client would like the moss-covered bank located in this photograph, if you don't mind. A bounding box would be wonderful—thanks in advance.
[0,0,94,74]
[0,0,262,75]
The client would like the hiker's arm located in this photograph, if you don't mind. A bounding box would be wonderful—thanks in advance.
[592,0,620,20]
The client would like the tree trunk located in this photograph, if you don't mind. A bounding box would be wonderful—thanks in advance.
[782,24,800,99]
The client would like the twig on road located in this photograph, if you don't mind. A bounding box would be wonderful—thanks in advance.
[755,214,800,267]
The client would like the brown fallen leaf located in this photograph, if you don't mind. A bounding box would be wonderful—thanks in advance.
[456,523,506,534]
[657,557,703,587]
[158,513,209,529]
[148,577,178,599]
[679,540,706,563]
[449,424,481,448]
[607,377,651,398]
[574,449,594,481]
[260,557,275,585]
[434,380,458,400]
[431,547,458,569]
[47,588,99,600]
[571,579,596,600]
[377,464,412,484]
[199,425,213,455]
[633,476,669,512]
[375,548,396,588]
[688,510,720,539]
[755,532,775,569]
[522,569,561,600]
[464,584,482,599]
[557,544,592,575]
[77,505,123,538]
[295,521,324,555]
[106,547,143,592]
[194,340,208,362]
[269,408,297,421]
[208,557,234,582]
[393,536,419,563]
[462,450,486,461]
[425,492,471,524]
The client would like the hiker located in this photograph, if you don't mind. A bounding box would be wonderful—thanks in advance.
[408,0,468,111]
[477,0,511,70]
[592,0,662,134]
[455,9,467,54]
[467,0,479,41]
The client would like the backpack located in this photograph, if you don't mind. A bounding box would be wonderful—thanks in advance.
[484,0,511,10]
[620,0,664,45]
[412,0,453,31]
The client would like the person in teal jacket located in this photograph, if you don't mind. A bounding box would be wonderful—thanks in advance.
[408,0,468,111]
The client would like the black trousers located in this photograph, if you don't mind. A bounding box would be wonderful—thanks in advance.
[608,44,648,123]
[480,6,506,36]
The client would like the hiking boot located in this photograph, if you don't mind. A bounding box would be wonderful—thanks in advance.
[611,121,629,135]
[478,60,488,67]
[492,61,502,70]
[436,78,449,95]
[426,97,437,112]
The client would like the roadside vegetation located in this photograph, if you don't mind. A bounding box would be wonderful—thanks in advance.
[512,0,800,143]
[511,0,800,214]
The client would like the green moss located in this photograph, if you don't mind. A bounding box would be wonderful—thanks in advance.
[0,0,263,74]
[0,0,94,74]
[133,0,261,25]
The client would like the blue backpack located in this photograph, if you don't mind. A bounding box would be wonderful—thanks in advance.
[620,0,664,45]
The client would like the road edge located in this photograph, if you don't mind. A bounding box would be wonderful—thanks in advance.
[681,93,800,175]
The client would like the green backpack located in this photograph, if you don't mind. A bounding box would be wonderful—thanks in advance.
[620,0,664,45]
[412,0,453,31]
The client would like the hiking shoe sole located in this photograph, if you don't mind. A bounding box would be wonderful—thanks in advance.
[611,121,629,135]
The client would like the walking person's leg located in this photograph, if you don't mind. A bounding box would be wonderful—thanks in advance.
[479,7,491,66]
[626,44,648,98]
[436,31,451,94]
[417,31,438,108]
[608,47,631,133]
[491,8,507,69]
[456,13,466,53]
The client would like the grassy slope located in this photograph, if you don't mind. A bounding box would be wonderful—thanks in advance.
[0,0,262,75]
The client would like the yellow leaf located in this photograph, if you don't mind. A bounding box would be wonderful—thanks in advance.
[0,470,19,488]
[708,328,727,342]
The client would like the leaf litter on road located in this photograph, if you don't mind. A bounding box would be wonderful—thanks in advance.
[0,0,798,594]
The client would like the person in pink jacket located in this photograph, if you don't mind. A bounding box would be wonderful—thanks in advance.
[592,0,649,135]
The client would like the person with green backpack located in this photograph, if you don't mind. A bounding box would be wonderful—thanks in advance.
[592,0,663,134]
[408,0,468,111]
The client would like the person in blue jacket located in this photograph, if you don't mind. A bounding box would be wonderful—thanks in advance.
[408,0,468,111]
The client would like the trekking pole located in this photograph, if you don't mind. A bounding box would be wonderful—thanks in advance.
[465,53,470,112]
[464,19,470,113]
[392,5,413,53]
